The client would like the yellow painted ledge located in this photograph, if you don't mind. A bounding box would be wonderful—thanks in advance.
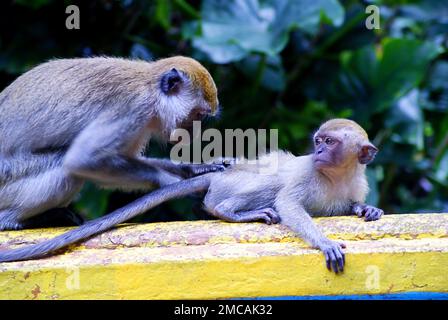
[0,213,447,299]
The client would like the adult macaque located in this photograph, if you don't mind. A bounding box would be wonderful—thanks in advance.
[0,119,383,271]
[0,56,224,231]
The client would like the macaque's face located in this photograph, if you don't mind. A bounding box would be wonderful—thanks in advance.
[312,132,345,170]
[156,67,218,139]
[312,129,378,171]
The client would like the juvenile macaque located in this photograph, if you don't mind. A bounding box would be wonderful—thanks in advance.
[201,118,383,273]
[0,56,224,231]
[0,119,383,272]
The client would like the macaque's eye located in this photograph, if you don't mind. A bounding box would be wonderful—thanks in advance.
[325,137,335,145]
[315,137,322,145]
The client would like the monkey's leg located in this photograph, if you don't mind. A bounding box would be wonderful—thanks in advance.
[207,200,281,225]
[0,167,84,230]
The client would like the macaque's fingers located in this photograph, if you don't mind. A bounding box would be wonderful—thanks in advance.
[321,240,345,274]
[364,207,373,221]
[371,208,384,221]
[185,163,225,177]
[324,251,331,271]
[352,205,364,218]
[264,208,281,224]
[334,246,345,273]
[218,157,237,168]
[322,247,338,273]
[329,250,339,274]
[260,214,273,225]
[337,242,346,268]
[249,212,274,225]
[364,206,383,221]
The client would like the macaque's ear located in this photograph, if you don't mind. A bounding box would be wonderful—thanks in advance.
[161,68,182,94]
[358,143,378,165]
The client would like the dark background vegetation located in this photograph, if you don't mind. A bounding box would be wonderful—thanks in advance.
[1,0,447,222]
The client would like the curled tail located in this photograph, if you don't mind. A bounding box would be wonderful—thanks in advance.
[0,175,210,262]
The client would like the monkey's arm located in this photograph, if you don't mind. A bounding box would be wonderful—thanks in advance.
[63,118,197,188]
[142,158,229,179]
[350,202,384,221]
[275,190,345,273]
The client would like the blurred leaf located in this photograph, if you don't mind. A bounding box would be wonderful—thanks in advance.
[193,0,344,63]
[386,89,424,150]
[73,183,111,219]
[155,0,171,30]
[366,167,380,206]
[374,38,442,111]
[130,43,153,61]
[400,0,448,23]
[434,151,448,184]
[237,54,286,91]
[434,152,448,184]
[330,38,441,123]
[421,61,448,111]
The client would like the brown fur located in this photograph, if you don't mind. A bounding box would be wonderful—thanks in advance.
[318,118,369,140]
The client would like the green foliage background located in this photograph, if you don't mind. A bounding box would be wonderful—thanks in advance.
[1,0,447,221]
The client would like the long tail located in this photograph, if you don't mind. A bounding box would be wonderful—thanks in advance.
[0,175,210,262]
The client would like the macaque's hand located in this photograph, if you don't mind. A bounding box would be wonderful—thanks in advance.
[180,158,237,178]
[318,239,346,274]
[212,157,237,168]
[352,203,384,221]
[180,163,226,178]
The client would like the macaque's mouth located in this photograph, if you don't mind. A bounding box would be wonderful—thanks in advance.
[313,158,332,166]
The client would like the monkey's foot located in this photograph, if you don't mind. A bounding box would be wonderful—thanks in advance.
[213,208,281,225]
[318,240,346,274]
[352,204,384,221]
[240,208,281,225]
[0,221,26,231]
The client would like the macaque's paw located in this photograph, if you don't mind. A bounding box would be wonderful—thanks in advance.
[214,207,281,224]
[353,204,384,221]
[210,157,237,168]
[0,221,25,231]
[258,208,281,225]
[319,240,346,274]
[182,163,226,177]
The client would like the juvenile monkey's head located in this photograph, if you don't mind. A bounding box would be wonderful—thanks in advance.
[150,56,219,138]
[312,119,378,173]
